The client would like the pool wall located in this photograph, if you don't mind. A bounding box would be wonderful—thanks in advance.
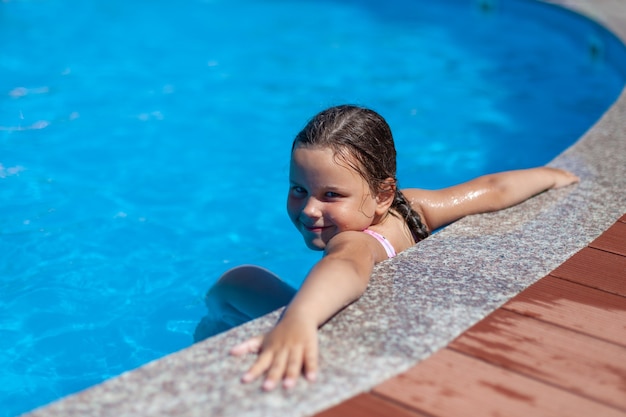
[23,1,626,416]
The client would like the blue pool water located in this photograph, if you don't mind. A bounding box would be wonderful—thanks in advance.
[2,0,625,415]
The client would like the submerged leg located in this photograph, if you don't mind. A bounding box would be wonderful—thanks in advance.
[193,265,296,342]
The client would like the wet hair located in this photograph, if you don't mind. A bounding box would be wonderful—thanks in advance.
[292,105,430,243]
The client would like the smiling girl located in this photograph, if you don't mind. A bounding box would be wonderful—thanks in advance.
[203,105,578,391]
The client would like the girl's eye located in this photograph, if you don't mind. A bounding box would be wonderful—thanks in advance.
[324,191,342,198]
[291,186,307,196]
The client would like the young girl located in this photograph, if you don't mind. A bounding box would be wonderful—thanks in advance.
[219,105,579,391]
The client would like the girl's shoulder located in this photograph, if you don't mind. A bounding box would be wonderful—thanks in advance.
[399,188,431,226]
[325,230,390,264]
[367,213,415,255]
[400,186,471,232]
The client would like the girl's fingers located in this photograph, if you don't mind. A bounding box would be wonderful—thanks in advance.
[231,329,318,390]
[282,347,304,390]
[261,350,289,391]
[230,336,263,356]
[303,342,319,382]
[241,350,274,384]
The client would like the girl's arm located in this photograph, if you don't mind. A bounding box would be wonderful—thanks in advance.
[230,231,385,390]
[403,167,579,231]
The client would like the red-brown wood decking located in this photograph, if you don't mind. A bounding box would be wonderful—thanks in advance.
[315,214,626,417]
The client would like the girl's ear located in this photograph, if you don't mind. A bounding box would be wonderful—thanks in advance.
[375,178,396,215]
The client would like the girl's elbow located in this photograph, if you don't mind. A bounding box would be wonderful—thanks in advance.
[478,175,511,211]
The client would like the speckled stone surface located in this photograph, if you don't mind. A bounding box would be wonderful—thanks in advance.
[23,1,626,416]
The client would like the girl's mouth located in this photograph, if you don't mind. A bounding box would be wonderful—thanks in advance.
[304,224,326,232]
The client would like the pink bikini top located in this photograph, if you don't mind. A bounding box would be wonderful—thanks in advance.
[363,229,396,258]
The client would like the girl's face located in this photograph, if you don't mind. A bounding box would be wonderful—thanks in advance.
[287,145,381,251]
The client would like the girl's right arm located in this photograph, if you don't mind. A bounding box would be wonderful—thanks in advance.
[230,231,386,391]
[403,167,579,231]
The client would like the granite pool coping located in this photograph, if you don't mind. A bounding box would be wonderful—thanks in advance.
[24,1,626,416]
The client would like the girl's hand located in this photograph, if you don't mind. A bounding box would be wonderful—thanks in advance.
[229,235,376,391]
[546,167,580,189]
[230,315,318,391]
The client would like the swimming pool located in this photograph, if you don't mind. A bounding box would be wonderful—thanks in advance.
[2,0,625,415]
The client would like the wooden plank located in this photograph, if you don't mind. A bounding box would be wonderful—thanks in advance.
[373,348,625,417]
[619,214,626,224]
[550,247,626,297]
[590,220,626,257]
[503,276,626,347]
[313,393,429,417]
[449,309,626,410]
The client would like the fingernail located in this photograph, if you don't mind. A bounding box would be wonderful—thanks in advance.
[283,378,295,389]
[262,379,276,391]
[241,373,253,383]
[306,372,317,382]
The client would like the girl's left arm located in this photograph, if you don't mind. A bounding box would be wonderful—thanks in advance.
[403,167,579,231]
[230,232,383,391]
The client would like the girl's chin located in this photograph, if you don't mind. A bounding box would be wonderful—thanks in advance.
[298,226,330,251]
[304,240,326,251]
[301,235,326,251]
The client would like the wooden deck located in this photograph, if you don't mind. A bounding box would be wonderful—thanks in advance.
[315,214,626,417]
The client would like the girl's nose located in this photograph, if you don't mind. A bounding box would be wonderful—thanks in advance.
[302,197,322,219]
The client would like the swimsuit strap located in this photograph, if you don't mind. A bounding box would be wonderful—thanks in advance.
[363,229,396,258]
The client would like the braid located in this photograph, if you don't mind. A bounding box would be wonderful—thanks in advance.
[392,189,430,243]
